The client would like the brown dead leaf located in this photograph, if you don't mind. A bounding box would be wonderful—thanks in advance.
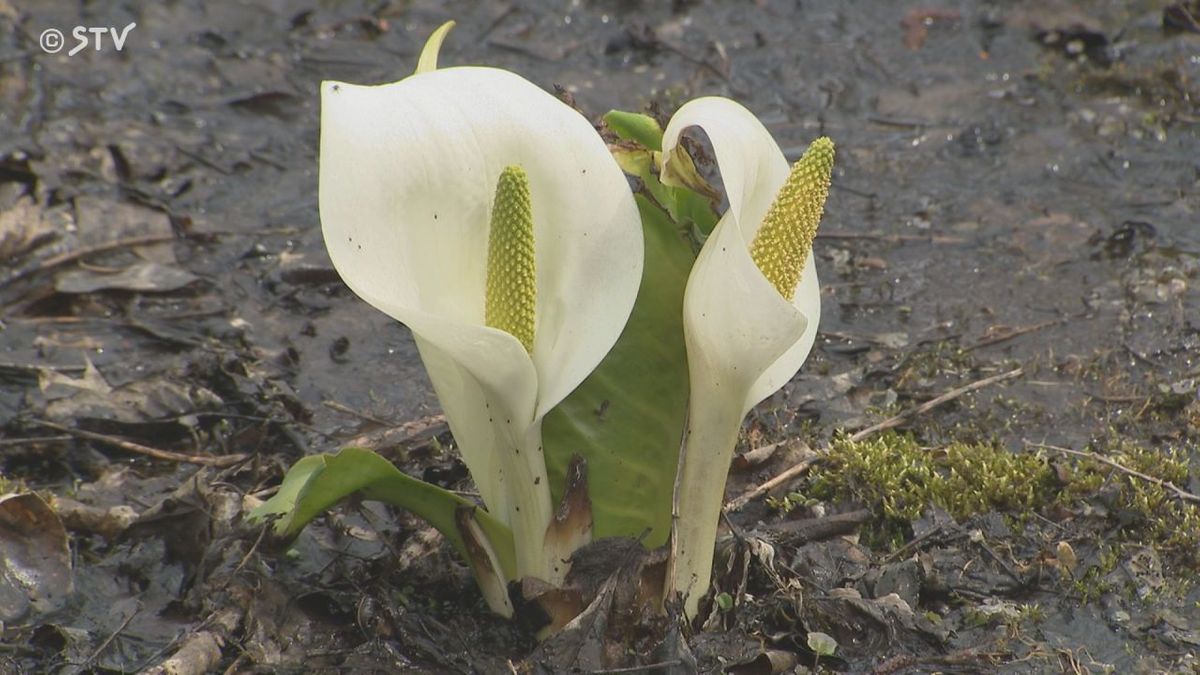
[726,649,799,675]
[38,356,112,399]
[0,196,56,262]
[73,196,175,263]
[55,260,200,293]
[0,493,73,624]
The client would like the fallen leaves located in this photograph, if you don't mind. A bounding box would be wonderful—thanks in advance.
[0,493,73,625]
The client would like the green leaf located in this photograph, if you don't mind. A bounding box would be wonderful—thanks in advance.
[603,110,663,151]
[806,631,838,657]
[715,592,734,612]
[659,147,720,235]
[606,136,718,238]
[672,186,719,236]
[610,146,654,178]
[542,194,693,548]
[248,447,516,580]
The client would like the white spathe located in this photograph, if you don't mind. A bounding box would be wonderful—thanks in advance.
[661,97,822,617]
[319,66,643,583]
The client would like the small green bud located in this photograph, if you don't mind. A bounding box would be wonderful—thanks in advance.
[485,165,536,352]
[750,137,834,300]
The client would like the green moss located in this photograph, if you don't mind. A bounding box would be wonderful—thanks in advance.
[1058,441,1200,558]
[964,600,1045,629]
[810,432,1053,524]
[806,431,1200,577]
[895,341,975,383]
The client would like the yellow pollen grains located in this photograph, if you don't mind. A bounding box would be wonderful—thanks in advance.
[485,165,537,352]
[749,137,834,301]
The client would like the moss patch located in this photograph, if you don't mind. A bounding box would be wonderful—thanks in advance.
[803,432,1200,568]
[808,433,1052,523]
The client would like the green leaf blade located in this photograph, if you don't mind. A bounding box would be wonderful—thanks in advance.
[603,110,664,151]
[542,195,693,548]
[248,447,515,579]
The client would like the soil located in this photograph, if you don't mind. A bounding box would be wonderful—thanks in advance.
[1,0,1198,673]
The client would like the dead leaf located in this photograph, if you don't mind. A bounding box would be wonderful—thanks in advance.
[73,196,176,263]
[39,356,112,399]
[0,493,74,624]
[55,261,200,293]
[0,196,56,262]
[731,441,784,472]
[44,372,222,426]
[726,649,799,675]
[50,495,139,539]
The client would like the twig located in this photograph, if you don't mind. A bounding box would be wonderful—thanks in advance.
[141,607,243,675]
[591,658,686,675]
[1123,342,1169,370]
[0,360,86,372]
[966,319,1064,351]
[973,535,1024,585]
[0,234,180,291]
[86,602,140,666]
[322,399,393,427]
[1029,441,1200,505]
[0,229,296,294]
[848,367,1024,442]
[883,525,965,564]
[762,509,872,545]
[29,419,247,467]
[223,524,269,581]
[0,434,72,446]
[342,413,448,454]
[727,368,1024,512]
[248,150,287,171]
[175,145,232,175]
[725,452,819,512]
[49,495,138,539]
[866,114,930,128]
[1084,392,1146,404]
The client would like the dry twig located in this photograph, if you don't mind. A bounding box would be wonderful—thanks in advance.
[727,367,1024,512]
[1029,441,1200,505]
[725,448,819,512]
[966,319,1065,351]
[0,234,180,291]
[322,399,394,427]
[30,419,247,467]
[342,413,448,454]
[141,607,243,675]
[0,228,297,295]
[849,367,1024,441]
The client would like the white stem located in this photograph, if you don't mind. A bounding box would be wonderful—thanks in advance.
[501,419,554,581]
[667,381,744,618]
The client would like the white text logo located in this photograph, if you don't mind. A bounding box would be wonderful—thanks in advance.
[40,23,137,56]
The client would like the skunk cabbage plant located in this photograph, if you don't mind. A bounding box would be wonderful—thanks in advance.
[251,22,833,630]
[658,98,832,616]
[251,23,643,615]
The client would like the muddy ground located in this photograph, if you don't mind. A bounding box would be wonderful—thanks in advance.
[1,0,1198,672]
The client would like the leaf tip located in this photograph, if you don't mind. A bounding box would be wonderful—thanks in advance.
[415,20,457,74]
